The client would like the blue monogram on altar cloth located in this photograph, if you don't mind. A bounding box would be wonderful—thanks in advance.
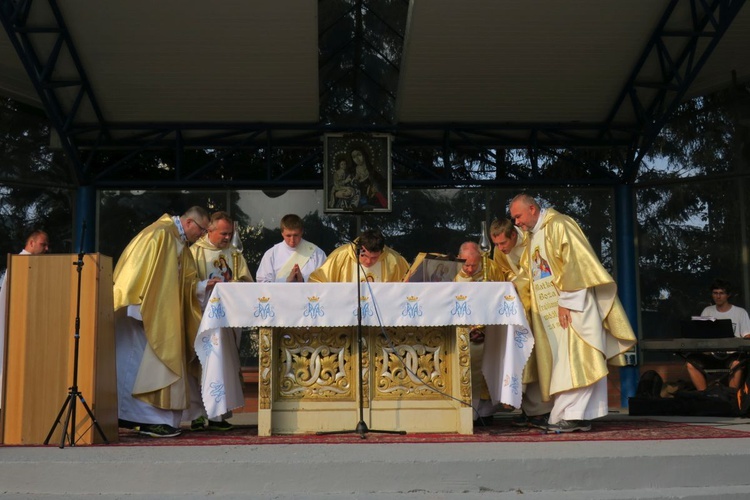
[450,294,471,318]
[498,295,518,317]
[208,297,226,319]
[303,295,325,319]
[353,296,375,318]
[253,296,275,320]
[401,295,423,318]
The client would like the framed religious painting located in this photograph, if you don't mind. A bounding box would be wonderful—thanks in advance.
[404,253,465,283]
[323,133,393,213]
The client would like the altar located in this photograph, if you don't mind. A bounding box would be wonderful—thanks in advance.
[195,281,532,435]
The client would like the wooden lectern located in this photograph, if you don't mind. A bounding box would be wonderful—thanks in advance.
[0,253,118,445]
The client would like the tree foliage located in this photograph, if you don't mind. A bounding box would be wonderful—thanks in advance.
[0,98,73,265]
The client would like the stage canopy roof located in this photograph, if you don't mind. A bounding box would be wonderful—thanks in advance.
[0,0,748,188]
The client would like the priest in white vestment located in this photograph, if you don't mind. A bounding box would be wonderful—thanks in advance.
[256,214,326,283]
[509,194,636,433]
[0,230,50,409]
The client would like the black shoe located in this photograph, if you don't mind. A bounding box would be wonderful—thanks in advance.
[528,413,550,430]
[511,412,549,429]
[118,419,139,429]
[136,423,182,438]
[207,419,234,431]
[191,416,207,431]
[510,412,530,427]
[545,419,591,433]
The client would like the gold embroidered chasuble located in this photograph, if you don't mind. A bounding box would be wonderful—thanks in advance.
[493,228,526,282]
[308,242,409,283]
[190,235,253,282]
[522,208,636,400]
[113,214,202,410]
[453,259,504,283]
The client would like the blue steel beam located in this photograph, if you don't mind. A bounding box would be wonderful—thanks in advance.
[0,0,108,185]
[599,0,746,182]
[5,0,742,192]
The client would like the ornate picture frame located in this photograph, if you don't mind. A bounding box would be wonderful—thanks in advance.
[323,133,392,213]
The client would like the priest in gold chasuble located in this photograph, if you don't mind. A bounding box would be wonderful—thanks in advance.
[191,211,253,296]
[509,194,636,432]
[453,241,503,423]
[308,228,409,283]
[113,207,208,436]
[490,217,550,420]
[188,211,251,429]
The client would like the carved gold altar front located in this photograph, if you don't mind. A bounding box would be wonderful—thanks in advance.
[257,325,473,435]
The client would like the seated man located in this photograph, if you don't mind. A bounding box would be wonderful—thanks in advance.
[308,228,409,283]
[454,241,503,424]
[685,279,750,391]
[256,214,326,283]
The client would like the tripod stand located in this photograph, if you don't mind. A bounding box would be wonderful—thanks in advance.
[318,242,406,439]
[44,221,109,448]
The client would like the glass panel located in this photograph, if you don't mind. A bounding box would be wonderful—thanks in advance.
[636,178,745,343]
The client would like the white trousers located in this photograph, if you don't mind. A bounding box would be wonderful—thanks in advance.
[548,377,608,424]
[115,309,182,427]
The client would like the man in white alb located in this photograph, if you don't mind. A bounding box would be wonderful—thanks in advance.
[0,229,50,409]
[256,214,326,283]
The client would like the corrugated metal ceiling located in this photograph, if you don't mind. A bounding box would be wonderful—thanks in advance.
[1,1,747,127]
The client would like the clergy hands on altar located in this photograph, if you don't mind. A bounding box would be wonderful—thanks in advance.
[206,277,223,294]
[286,264,304,282]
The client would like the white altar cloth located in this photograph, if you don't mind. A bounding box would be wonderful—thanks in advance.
[196,282,533,419]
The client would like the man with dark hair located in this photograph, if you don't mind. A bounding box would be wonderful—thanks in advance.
[113,206,209,438]
[509,193,636,432]
[256,214,326,282]
[685,279,750,391]
[308,228,409,283]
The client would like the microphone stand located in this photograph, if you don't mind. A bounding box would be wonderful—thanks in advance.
[318,241,406,439]
[44,221,110,448]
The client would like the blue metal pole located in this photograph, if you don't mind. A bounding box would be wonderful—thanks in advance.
[74,186,96,253]
[614,184,639,407]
